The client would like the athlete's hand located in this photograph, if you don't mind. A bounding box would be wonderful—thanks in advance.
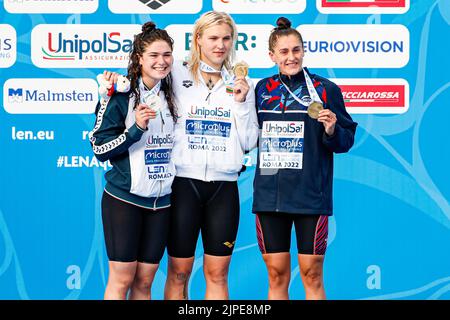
[317,109,337,136]
[233,77,249,103]
[103,70,120,87]
[135,104,157,130]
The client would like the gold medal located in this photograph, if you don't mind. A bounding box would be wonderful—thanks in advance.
[233,61,249,78]
[307,101,323,119]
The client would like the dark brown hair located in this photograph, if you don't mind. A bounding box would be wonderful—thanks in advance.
[268,17,304,52]
[127,21,177,122]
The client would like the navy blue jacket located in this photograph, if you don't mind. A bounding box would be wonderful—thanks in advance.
[252,68,357,216]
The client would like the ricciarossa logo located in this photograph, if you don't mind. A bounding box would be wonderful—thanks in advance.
[297,24,409,68]
[331,78,409,114]
[32,24,141,68]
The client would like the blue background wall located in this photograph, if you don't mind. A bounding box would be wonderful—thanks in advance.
[1,0,449,299]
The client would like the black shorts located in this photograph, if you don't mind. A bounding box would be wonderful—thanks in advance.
[167,177,240,258]
[255,212,328,255]
[101,191,170,264]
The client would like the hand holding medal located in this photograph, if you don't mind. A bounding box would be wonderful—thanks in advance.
[307,101,324,119]
[317,107,337,136]
[232,61,250,103]
[135,103,157,130]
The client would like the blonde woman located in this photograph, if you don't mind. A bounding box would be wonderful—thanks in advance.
[102,11,259,300]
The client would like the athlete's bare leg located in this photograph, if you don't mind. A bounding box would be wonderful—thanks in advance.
[104,261,137,300]
[164,256,194,300]
[262,252,291,300]
[298,254,326,300]
[203,254,232,300]
[129,262,159,300]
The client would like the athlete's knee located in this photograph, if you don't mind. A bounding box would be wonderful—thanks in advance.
[267,265,290,288]
[110,272,135,292]
[204,265,228,286]
[133,274,154,292]
[168,264,192,285]
[301,266,323,289]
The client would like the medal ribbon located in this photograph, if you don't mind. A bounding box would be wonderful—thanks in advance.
[139,77,161,104]
[199,61,233,85]
[278,68,322,107]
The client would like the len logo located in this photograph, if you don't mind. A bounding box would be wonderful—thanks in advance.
[139,0,171,10]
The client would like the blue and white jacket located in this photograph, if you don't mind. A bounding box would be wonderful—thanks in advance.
[252,68,357,216]
[90,90,176,210]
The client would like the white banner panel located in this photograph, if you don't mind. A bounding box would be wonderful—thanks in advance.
[212,0,306,14]
[0,24,16,68]
[108,0,202,14]
[5,0,98,14]
[31,24,141,68]
[317,0,410,14]
[298,24,410,68]
[4,78,98,114]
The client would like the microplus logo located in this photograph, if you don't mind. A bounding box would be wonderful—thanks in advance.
[166,24,274,68]
[318,0,409,14]
[108,0,201,14]
[4,78,98,114]
[0,24,16,68]
[4,0,98,14]
[31,24,141,68]
[212,0,305,14]
[331,78,409,114]
[298,24,409,68]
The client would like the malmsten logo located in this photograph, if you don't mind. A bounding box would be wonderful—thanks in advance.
[139,0,171,10]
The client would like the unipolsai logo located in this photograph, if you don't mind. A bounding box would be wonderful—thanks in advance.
[212,0,305,14]
[165,24,274,68]
[108,0,201,14]
[31,24,141,68]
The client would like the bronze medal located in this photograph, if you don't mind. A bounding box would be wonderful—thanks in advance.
[307,101,323,119]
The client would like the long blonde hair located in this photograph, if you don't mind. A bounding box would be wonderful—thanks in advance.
[188,11,238,83]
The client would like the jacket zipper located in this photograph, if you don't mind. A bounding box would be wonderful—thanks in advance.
[204,89,212,181]
[153,105,165,210]
[276,79,289,212]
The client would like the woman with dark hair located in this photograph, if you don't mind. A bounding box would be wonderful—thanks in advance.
[89,22,177,300]
[253,17,357,300]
